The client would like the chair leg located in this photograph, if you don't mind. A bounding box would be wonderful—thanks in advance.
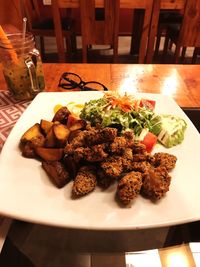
[113,45,118,63]
[39,36,45,60]
[180,47,186,63]
[162,33,170,63]
[71,32,77,53]
[82,44,88,63]
[154,36,161,58]
[154,27,162,58]
[174,44,181,63]
[65,36,72,61]
[192,47,200,64]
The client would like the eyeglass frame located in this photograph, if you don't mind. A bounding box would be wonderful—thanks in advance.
[58,72,108,91]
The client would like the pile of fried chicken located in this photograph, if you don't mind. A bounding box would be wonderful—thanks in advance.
[63,124,177,205]
[20,106,177,206]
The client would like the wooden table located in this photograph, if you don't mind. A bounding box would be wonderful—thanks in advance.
[43,64,200,108]
[0,63,200,108]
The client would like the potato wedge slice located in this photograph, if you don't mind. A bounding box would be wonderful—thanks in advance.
[40,119,53,135]
[66,114,87,131]
[52,106,71,124]
[53,123,70,147]
[21,123,44,143]
[45,127,57,147]
[35,147,64,161]
[42,161,70,188]
[20,123,45,157]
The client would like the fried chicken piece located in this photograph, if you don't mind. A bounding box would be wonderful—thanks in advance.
[74,144,108,162]
[64,131,86,154]
[132,153,149,162]
[131,161,152,173]
[109,136,127,154]
[122,148,133,160]
[120,148,133,172]
[117,171,143,205]
[96,167,115,188]
[100,156,123,179]
[84,127,118,146]
[72,166,97,196]
[132,143,147,154]
[153,152,177,171]
[122,131,135,148]
[141,166,171,200]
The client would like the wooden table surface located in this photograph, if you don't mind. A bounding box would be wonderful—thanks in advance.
[0,63,200,108]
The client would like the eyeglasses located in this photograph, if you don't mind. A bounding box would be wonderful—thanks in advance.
[58,72,108,91]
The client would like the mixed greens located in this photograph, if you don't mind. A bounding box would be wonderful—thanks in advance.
[80,93,187,149]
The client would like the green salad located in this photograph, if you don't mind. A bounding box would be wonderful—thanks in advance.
[80,93,187,149]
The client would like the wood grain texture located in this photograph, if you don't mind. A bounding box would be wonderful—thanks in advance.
[1,63,200,107]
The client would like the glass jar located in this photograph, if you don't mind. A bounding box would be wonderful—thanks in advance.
[0,32,45,100]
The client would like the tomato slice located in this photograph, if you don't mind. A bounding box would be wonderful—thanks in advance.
[140,99,156,110]
[140,132,157,153]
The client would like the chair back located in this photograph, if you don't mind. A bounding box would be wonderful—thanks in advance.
[79,0,120,62]
[22,0,41,31]
[178,0,200,47]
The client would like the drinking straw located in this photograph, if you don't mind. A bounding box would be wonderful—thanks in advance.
[22,17,27,42]
[22,17,27,56]
[0,25,18,64]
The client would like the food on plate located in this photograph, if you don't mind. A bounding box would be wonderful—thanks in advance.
[117,171,143,205]
[34,147,64,161]
[80,93,187,151]
[153,152,177,171]
[141,166,171,200]
[52,123,70,147]
[157,114,187,148]
[52,106,71,124]
[72,165,97,197]
[42,161,70,188]
[19,94,180,206]
[20,123,45,157]
[40,119,54,135]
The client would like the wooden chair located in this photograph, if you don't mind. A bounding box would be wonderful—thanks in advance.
[154,10,183,58]
[145,0,185,64]
[22,0,76,62]
[129,0,154,63]
[162,0,200,63]
[79,0,120,63]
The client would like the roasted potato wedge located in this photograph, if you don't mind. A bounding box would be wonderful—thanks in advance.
[53,123,70,147]
[20,123,45,157]
[35,147,64,161]
[40,119,53,135]
[52,106,71,124]
[42,161,70,188]
[45,127,57,147]
[20,123,44,143]
[67,115,87,131]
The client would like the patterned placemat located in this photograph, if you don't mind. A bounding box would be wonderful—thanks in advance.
[0,91,31,152]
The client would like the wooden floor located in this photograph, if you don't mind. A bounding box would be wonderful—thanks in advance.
[38,36,200,64]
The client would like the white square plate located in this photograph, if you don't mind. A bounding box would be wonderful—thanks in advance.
[0,92,200,230]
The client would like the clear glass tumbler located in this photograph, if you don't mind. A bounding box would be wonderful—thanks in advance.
[0,32,45,100]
